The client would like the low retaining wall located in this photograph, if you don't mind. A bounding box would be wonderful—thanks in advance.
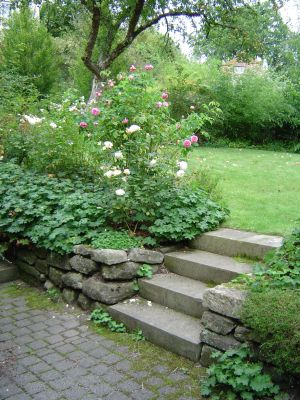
[14,245,164,310]
[199,285,251,366]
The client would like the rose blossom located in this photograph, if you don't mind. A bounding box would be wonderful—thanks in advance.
[91,107,100,116]
[129,65,136,72]
[114,151,123,160]
[49,122,57,129]
[156,101,163,108]
[95,91,102,97]
[108,79,115,88]
[176,170,185,178]
[149,159,157,167]
[161,92,168,100]
[115,189,125,196]
[191,135,198,143]
[122,118,129,124]
[183,139,192,148]
[178,161,188,171]
[176,123,181,129]
[79,121,88,128]
[162,101,169,107]
[112,169,122,176]
[103,141,113,149]
[144,64,154,70]
[104,170,113,178]
[190,105,195,110]
[128,74,135,81]
[126,125,141,134]
[123,169,130,175]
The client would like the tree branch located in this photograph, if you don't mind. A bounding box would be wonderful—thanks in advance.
[81,2,101,79]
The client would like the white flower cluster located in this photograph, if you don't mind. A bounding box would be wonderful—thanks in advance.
[126,125,141,134]
[176,161,188,178]
[21,115,44,125]
[104,168,130,178]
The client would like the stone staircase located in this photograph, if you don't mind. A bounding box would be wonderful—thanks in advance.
[109,228,282,361]
[0,260,19,284]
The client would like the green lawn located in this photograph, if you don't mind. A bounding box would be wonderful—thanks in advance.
[189,147,300,235]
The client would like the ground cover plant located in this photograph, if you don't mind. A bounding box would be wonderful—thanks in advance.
[189,147,300,235]
[237,229,300,377]
[201,345,285,400]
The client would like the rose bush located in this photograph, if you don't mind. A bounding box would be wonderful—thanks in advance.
[1,65,227,243]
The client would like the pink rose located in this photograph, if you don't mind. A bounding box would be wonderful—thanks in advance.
[91,108,100,116]
[122,118,129,124]
[191,135,198,143]
[79,121,88,128]
[95,91,102,97]
[156,101,163,108]
[161,92,168,100]
[129,65,136,72]
[145,64,154,71]
[162,101,169,107]
[183,139,192,148]
[108,79,115,88]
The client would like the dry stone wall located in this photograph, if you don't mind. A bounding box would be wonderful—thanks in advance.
[199,285,251,367]
[14,245,164,310]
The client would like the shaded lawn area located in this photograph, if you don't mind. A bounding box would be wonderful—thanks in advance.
[189,147,300,235]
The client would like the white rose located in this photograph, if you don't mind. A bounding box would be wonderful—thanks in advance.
[50,122,57,129]
[115,189,125,196]
[23,115,44,125]
[178,161,188,171]
[126,125,141,134]
[103,141,113,149]
[123,169,130,175]
[114,151,123,160]
[112,169,122,176]
[176,170,185,178]
[104,170,113,178]
[149,159,157,167]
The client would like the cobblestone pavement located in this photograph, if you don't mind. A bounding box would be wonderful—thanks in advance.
[0,283,204,400]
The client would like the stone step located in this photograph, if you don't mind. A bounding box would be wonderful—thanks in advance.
[108,298,204,361]
[190,228,282,259]
[139,273,208,318]
[164,250,252,284]
[0,261,19,283]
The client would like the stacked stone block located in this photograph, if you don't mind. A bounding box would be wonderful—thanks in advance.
[15,245,164,310]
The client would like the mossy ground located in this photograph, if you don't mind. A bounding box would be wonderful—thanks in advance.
[0,281,206,399]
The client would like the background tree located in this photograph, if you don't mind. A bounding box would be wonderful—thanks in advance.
[0,8,59,94]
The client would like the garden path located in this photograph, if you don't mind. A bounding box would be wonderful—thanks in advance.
[0,283,203,400]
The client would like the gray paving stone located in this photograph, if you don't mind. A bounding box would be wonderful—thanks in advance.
[90,382,112,396]
[104,391,130,400]
[103,370,125,384]
[49,378,74,391]
[61,386,89,400]
[131,389,155,400]
[23,381,50,395]
[34,390,61,400]
[40,369,62,382]
[158,385,177,395]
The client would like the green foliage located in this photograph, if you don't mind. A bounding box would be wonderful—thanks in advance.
[46,288,60,303]
[149,187,228,241]
[0,162,107,254]
[91,230,144,250]
[90,308,126,333]
[131,329,145,342]
[201,345,285,400]
[241,290,300,376]
[236,228,300,290]
[0,8,59,94]
[137,264,153,279]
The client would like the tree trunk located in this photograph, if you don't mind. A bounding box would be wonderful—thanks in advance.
[89,76,103,103]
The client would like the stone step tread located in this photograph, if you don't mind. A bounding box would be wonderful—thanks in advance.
[140,273,209,300]
[201,228,282,247]
[0,261,18,271]
[165,250,252,274]
[108,298,203,345]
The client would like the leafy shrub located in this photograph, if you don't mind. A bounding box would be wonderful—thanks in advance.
[201,345,285,400]
[0,8,59,94]
[241,290,300,376]
[0,162,107,253]
[91,231,144,250]
[137,264,153,279]
[149,187,228,241]
[0,161,226,252]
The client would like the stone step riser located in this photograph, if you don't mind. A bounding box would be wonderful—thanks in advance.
[0,263,18,284]
[139,279,205,318]
[164,256,242,284]
[191,229,282,259]
[109,301,203,361]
